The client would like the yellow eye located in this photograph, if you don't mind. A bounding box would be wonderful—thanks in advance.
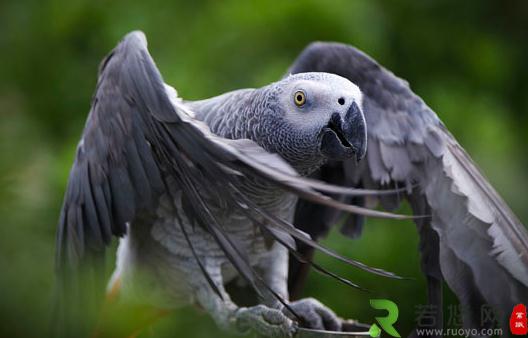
[294,91,306,106]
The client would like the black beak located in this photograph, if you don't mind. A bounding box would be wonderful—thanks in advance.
[320,102,367,161]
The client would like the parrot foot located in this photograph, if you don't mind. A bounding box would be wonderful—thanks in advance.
[234,304,295,337]
[284,298,342,331]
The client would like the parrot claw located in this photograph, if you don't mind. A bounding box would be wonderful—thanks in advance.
[284,298,342,332]
[234,304,296,337]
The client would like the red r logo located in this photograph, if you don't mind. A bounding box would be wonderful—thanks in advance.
[510,304,528,335]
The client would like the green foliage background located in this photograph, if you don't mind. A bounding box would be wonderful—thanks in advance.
[0,1,527,337]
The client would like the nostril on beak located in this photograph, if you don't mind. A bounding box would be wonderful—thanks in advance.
[338,97,345,105]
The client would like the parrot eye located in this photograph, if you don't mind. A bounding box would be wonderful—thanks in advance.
[293,91,306,107]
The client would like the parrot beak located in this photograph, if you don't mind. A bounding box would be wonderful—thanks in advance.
[320,102,367,162]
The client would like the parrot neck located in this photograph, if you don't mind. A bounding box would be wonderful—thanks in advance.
[186,88,326,176]
[185,88,258,140]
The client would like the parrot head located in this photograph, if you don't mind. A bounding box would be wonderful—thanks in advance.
[258,72,367,173]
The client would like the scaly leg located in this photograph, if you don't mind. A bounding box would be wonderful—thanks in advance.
[192,261,296,337]
[260,242,342,331]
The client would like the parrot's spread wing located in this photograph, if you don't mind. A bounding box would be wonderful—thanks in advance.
[55,32,412,336]
[287,42,528,325]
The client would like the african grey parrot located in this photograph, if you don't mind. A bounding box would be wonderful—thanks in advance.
[54,31,528,338]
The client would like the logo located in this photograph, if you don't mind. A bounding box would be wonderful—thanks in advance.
[510,304,527,335]
[369,299,401,337]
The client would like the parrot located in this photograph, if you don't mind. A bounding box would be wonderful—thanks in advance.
[54,32,528,338]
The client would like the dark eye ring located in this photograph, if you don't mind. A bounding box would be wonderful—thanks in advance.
[294,91,306,107]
